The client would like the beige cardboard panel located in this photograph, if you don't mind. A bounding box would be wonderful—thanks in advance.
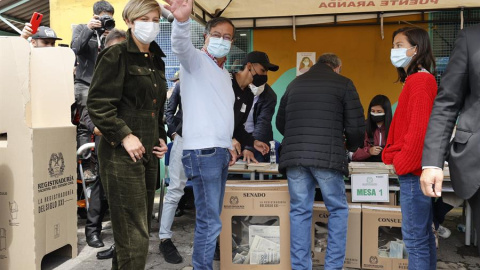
[0,37,77,269]
[33,127,77,260]
[311,203,362,269]
[220,180,291,270]
[0,37,36,269]
[0,37,31,133]
[30,47,75,128]
[196,0,479,19]
[362,206,408,270]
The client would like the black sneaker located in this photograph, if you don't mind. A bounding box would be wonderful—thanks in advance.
[159,239,183,264]
[175,208,185,217]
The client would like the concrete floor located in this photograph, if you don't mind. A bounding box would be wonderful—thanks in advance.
[42,192,480,270]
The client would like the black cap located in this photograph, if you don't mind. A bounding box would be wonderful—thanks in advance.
[31,26,62,40]
[243,51,279,71]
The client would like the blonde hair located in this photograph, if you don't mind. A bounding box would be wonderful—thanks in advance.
[122,0,161,23]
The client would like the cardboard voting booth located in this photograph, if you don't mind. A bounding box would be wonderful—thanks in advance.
[311,203,361,269]
[220,180,290,270]
[0,37,77,269]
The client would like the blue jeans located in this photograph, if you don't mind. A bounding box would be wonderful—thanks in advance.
[182,147,230,270]
[398,174,436,270]
[287,167,348,270]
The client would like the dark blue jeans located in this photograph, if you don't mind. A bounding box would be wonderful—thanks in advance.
[398,174,436,270]
[182,147,230,270]
[287,167,348,270]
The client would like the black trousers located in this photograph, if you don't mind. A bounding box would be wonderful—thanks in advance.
[468,189,480,255]
[432,197,454,230]
[85,177,109,237]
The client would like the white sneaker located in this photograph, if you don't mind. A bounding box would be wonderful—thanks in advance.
[437,225,451,239]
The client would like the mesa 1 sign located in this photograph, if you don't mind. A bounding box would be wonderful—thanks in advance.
[351,174,389,202]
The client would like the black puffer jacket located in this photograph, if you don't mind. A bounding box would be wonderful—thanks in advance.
[276,63,365,176]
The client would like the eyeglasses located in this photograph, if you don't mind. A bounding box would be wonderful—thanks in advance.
[208,32,233,42]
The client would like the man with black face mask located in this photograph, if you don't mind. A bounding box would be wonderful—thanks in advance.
[231,51,279,159]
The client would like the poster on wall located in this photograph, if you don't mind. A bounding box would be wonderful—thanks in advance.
[297,52,316,76]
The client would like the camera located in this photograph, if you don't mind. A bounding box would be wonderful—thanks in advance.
[95,15,115,33]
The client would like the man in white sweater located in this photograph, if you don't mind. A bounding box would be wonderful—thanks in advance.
[166,0,237,269]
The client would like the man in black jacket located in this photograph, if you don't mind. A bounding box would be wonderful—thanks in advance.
[232,51,278,159]
[240,83,277,163]
[420,24,480,256]
[276,53,364,270]
[71,0,115,184]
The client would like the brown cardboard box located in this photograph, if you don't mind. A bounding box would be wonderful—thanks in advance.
[311,203,361,269]
[362,205,408,270]
[346,191,397,205]
[0,37,77,269]
[220,180,290,269]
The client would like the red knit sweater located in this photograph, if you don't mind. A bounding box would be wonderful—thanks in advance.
[382,72,438,176]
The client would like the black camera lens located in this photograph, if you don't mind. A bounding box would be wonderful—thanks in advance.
[103,19,115,30]
[98,15,115,31]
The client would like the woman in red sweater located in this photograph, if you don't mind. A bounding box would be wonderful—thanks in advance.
[382,27,437,269]
[352,95,392,162]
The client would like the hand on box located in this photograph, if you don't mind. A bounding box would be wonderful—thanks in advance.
[243,149,258,164]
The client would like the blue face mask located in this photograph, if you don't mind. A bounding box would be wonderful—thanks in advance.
[390,46,415,68]
[207,37,231,58]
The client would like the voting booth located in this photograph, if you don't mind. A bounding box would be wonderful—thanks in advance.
[0,37,77,269]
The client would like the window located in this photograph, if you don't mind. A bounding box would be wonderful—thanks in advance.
[430,10,480,84]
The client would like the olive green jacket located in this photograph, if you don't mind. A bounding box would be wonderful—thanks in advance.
[87,30,167,148]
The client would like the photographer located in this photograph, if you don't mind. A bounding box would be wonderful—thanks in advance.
[71,0,115,248]
[71,0,115,108]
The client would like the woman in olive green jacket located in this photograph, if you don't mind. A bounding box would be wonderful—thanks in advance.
[87,0,168,268]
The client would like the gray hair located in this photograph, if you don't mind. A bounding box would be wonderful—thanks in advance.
[318,53,342,69]
[204,17,236,36]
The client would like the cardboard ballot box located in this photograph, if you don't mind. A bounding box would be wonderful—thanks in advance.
[311,203,361,269]
[220,180,290,270]
[0,37,77,269]
[362,205,408,270]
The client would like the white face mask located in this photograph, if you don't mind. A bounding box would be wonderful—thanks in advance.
[207,37,231,58]
[249,83,265,96]
[390,47,415,68]
[133,21,160,44]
